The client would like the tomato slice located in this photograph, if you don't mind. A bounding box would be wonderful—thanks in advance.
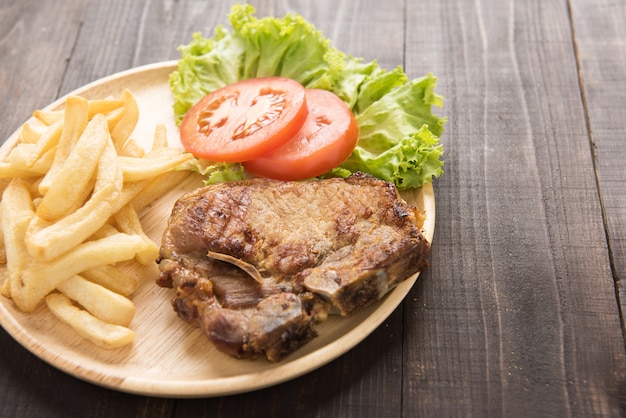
[243,89,359,181]
[180,77,308,162]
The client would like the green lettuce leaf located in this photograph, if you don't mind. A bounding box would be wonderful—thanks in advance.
[230,4,346,88]
[169,3,446,189]
[170,3,345,123]
[340,73,446,188]
[184,159,251,184]
[331,56,408,115]
[170,28,244,123]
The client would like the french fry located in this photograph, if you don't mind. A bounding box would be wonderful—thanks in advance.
[119,138,145,158]
[56,275,135,326]
[0,178,35,308]
[114,203,159,265]
[33,109,64,126]
[88,222,121,241]
[104,107,125,131]
[151,124,169,151]
[81,265,137,297]
[118,152,192,182]
[0,162,44,179]
[145,146,189,158]
[19,120,63,169]
[87,99,124,117]
[9,145,55,176]
[110,89,139,152]
[26,138,123,261]
[117,178,154,208]
[39,96,89,194]
[17,233,147,312]
[36,114,108,221]
[19,121,48,144]
[131,170,192,211]
[1,89,194,348]
[45,293,135,349]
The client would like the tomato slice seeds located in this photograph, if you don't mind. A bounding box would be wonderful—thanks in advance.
[243,89,358,181]
[180,77,308,162]
[180,77,359,181]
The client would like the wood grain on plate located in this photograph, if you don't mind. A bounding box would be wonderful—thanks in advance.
[0,62,435,397]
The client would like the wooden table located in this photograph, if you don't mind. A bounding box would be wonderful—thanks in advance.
[1,0,624,416]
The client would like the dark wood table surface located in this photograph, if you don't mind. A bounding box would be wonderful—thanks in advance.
[1,0,625,416]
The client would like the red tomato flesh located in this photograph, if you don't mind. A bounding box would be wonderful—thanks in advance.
[243,89,359,181]
[180,77,308,162]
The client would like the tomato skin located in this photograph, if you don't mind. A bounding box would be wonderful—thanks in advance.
[243,89,359,181]
[180,77,308,162]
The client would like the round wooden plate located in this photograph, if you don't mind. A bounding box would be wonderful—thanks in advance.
[0,61,435,397]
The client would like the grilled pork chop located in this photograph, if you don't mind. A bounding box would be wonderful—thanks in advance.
[157,173,430,362]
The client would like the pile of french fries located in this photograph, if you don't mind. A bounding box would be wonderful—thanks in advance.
[0,89,193,349]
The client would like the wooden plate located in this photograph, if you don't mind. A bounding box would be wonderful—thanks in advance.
[0,62,435,397]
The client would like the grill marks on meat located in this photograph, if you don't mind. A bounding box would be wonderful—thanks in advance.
[157,173,430,362]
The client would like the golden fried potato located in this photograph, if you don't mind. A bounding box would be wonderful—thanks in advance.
[81,265,137,297]
[56,275,135,326]
[118,152,192,182]
[0,89,193,348]
[33,109,63,126]
[26,138,123,261]
[1,178,35,309]
[38,96,89,194]
[46,292,135,349]
[114,203,159,265]
[110,89,139,152]
[17,233,146,312]
[36,114,109,221]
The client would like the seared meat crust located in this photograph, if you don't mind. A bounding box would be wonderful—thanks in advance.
[157,173,430,361]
